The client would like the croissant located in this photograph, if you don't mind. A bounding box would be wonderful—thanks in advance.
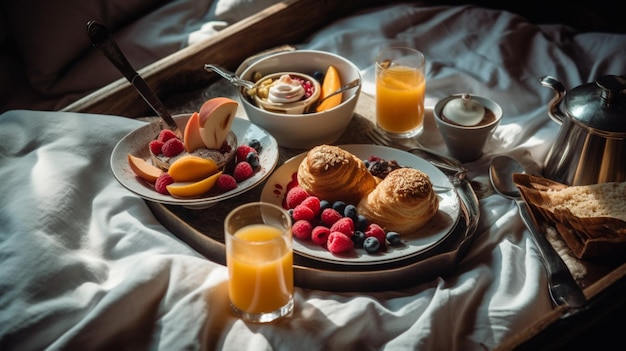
[297,145,378,204]
[357,168,439,234]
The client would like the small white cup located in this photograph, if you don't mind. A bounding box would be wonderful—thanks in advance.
[433,94,502,162]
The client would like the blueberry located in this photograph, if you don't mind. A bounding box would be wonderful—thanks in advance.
[352,230,366,248]
[356,215,368,232]
[386,231,402,246]
[332,201,346,214]
[319,200,331,212]
[248,139,261,151]
[343,204,358,221]
[246,151,260,169]
[363,237,380,253]
[313,70,324,82]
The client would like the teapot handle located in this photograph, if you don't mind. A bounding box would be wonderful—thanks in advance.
[539,76,566,125]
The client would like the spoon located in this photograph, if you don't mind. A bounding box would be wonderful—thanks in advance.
[87,20,182,138]
[305,78,360,113]
[489,155,587,310]
[204,64,255,90]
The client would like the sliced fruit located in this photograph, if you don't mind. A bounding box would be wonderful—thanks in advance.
[315,65,342,112]
[168,155,218,182]
[166,171,223,198]
[127,154,163,183]
[183,112,205,152]
[198,97,238,149]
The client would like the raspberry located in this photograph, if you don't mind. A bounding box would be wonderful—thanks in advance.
[236,145,256,163]
[285,186,309,209]
[330,217,354,237]
[320,208,343,227]
[158,129,178,143]
[292,220,313,240]
[327,232,354,254]
[149,140,164,155]
[311,226,330,245]
[162,138,184,157]
[215,174,237,192]
[233,162,254,182]
[300,196,321,216]
[155,173,174,194]
[365,223,387,249]
[292,204,315,222]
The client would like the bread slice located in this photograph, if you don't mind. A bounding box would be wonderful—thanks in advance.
[513,174,626,260]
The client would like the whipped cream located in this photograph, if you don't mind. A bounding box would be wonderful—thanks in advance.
[267,75,305,103]
[442,94,485,126]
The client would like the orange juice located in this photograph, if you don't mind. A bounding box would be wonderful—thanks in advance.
[227,224,293,314]
[376,65,426,135]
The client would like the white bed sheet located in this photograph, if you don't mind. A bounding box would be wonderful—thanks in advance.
[1,3,625,350]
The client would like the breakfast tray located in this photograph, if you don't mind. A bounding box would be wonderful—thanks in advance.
[62,0,626,348]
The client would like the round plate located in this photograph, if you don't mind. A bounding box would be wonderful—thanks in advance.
[111,115,278,208]
[260,144,461,265]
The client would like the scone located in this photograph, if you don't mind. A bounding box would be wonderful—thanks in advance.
[357,168,439,234]
[297,145,378,204]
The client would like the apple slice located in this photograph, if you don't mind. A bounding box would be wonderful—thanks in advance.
[199,97,238,149]
[127,154,163,183]
[183,112,204,152]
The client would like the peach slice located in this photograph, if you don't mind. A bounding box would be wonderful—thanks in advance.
[168,155,218,182]
[128,154,163,183]
[166,171,223,198]
[183,112,205,153]
[315,65,342,112]
[199,97,238,149]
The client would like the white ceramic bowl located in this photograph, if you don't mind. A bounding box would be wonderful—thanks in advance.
[236,50,361,149]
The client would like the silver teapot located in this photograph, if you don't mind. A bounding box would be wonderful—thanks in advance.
[540,75,626,185]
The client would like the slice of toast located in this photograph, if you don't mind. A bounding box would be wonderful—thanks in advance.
[513,174,626,259]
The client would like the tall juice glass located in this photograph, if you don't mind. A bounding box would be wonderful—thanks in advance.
[224,202,294,323]
[375,47,426,138]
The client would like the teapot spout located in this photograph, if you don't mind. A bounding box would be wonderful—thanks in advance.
[539,76,566,124]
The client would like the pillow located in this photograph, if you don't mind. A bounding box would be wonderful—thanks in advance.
[2,0,167,93]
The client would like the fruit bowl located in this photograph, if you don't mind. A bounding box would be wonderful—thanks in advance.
[236,50,361,149]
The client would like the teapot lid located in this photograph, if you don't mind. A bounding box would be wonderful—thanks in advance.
[564,75,626,135]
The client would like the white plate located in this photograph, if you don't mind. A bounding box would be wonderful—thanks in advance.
[111,115,278,208]
[260,144,461,265]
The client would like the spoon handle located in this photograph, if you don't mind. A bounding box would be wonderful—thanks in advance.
[204,64,256,90]
[515,200,587,309]
[86,20,180,135]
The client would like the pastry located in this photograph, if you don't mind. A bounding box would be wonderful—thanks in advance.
[297,145,378,204]
[357,168,439,234]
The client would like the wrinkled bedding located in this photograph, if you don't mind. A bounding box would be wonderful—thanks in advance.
[2,1,626,350]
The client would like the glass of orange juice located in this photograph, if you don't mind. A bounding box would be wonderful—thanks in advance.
[224,202,294,323]
[375,47,426,138]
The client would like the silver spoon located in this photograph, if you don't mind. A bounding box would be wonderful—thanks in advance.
[204,64,255,90]
[489,155,587,310]
[87,20,182,138]
[306,78,360,113]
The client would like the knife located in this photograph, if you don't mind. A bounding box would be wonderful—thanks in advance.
[86,20,181,138]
